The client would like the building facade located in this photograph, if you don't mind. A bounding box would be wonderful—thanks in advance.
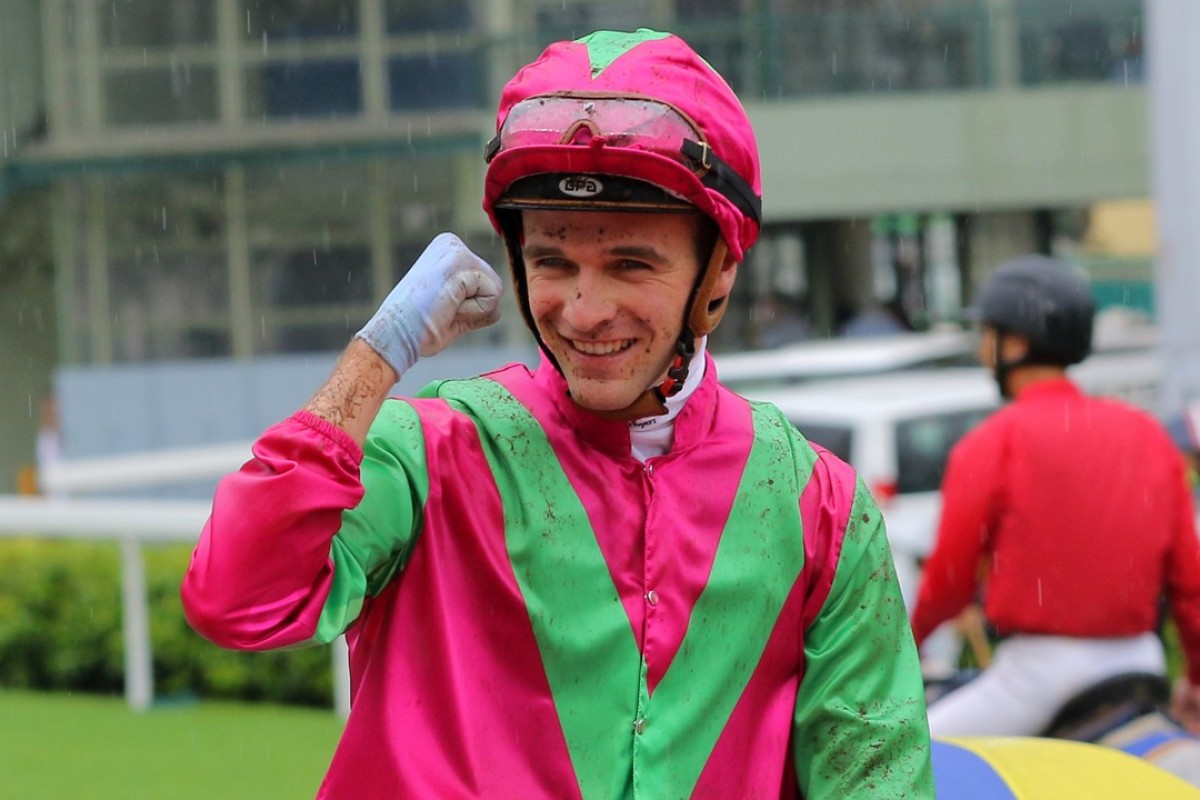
[0,0,1150,487]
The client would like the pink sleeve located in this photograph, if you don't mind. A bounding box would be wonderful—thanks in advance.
[181,411,365,650]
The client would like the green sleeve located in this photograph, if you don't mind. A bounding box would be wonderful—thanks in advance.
[792,477,935,798]
[312,398,429,643]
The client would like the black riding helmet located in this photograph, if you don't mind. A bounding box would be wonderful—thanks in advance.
[969,255,1095,396]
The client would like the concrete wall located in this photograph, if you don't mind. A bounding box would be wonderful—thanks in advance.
[750,84,1148,222]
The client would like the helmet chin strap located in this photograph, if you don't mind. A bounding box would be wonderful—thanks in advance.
[591,239,730,421]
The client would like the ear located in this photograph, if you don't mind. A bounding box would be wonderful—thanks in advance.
[1001,332,1031,362]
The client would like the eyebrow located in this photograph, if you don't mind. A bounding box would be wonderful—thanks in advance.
[521,242,669,263]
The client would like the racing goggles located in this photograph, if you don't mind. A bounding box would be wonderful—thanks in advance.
[485,93,761,225]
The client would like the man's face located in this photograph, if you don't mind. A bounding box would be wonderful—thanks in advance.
[521,208,708,413]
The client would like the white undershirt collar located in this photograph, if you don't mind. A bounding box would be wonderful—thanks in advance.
[628,337,707,462]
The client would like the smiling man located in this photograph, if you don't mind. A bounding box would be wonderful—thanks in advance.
[520,209,724,413]
[182,29,933,799]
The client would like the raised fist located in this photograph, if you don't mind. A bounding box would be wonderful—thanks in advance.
[356,233,503,376]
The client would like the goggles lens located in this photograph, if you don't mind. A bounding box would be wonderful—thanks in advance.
[494,94,705,165]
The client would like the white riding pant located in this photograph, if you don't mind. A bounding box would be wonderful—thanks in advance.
[927,632,1166,737]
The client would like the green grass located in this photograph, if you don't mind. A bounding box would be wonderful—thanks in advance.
[0,690,344,799]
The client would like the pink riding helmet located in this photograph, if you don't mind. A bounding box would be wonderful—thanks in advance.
[484,28,761,262]
[482,29,763,417]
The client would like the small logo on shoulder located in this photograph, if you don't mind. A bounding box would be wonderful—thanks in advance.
[558,175,603,198]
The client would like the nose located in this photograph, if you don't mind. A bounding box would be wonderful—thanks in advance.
[561,271,619,333]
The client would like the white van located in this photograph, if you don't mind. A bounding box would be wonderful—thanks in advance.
[715,328,975,391]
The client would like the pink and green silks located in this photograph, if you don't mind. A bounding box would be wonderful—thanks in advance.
[182,353,933,799]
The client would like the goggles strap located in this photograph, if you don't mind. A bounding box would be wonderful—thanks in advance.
[484,134,501,162]
[681,140,762,225]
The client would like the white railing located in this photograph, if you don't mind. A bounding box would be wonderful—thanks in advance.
[0,443,351,716]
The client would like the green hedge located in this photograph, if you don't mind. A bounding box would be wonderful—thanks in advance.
[0,539,333,707]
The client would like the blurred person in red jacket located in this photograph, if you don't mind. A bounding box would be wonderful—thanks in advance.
[910,254,1200,736]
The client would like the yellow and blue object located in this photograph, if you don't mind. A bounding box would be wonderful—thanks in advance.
[932,737,1200,798]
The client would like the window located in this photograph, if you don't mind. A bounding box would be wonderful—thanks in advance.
[385,0,478,111]
[57,172,231,363]
[94,0,220,126]
[791,422,853,463]
[385,0,470,32]
[104,67,219,126]
[895,409,990,494]
[109,251,232,360]
[252,60,363,119]
[242,0,362,119]
[99,0,217,47]
[252,245,372,353]
[243,0,359,40]
[388,52,479,111]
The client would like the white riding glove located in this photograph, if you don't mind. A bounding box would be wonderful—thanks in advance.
[355,233,504,376]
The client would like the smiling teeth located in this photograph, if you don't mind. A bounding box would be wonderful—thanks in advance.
[573,339,633,355]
